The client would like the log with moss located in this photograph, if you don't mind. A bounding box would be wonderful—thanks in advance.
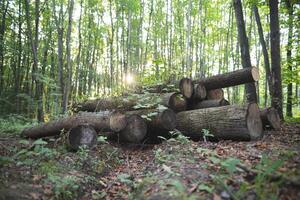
[194,67,259,90]
[21,112,127,139]
[176,103,263,141]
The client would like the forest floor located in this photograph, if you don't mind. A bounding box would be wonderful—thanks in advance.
[0,118,300,200]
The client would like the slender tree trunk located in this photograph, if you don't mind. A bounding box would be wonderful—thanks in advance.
[233,0,257,103]
[285,0,293,117]
[269,0,283,119]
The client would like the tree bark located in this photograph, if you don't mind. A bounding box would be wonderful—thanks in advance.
[67,124,97,151]
[269,0,283,119]
[21,112,127,139]
[285,0,294,117]
[176,103,263,141]
[260,107,281,131]
[233,0,258,103]
[194,67,259,90]
[253,5,272,98]
[192,99,229,109]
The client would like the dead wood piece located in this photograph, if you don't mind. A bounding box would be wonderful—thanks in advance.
[67,124,97,151]
[207,89,224,100]
[260,107,281,130]
[192,99,230,109]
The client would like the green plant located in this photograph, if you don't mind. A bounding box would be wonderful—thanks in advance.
[46,174,79,200]
[202,129,214,142]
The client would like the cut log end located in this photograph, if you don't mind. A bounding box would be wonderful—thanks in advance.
[194,84,207,100]
[110,112,127,132]
[160,109,177,130]
[68,124,97,151]
[246,103,264,140]
[251,67,260,81]
[179,78,194,98]
[207,89,224,100]
[169,93,187,112]
[193,99,229,109]
[119,114,147,143]
[260,107,281,130]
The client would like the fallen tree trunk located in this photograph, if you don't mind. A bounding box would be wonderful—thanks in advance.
[192,99,229,109]
[21,112,127,139]
[118,114,147,143]
[67,124,97,151]
[206,89,224,100]
[179,78,194,98]
[74,92,186,113]
[176,103,263,141]
[194,67,259,90]
[260,107,281,130]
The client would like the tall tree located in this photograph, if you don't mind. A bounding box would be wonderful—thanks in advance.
[285,0,294,117]
[233,0,257,103]
[269,0,283,119]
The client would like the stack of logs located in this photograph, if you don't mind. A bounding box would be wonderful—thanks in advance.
[22,67,281,150]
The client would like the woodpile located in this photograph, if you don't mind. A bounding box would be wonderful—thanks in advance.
[22,66,280,150]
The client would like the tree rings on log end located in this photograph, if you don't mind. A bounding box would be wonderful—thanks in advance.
[160,109,177,130]
[251,67,260,81]
[120,114,147,143]
[246,103,263,140]
[194,84,207,100]
[169,93,187,112]
[207,89,224,100]
[179,78,194,98]
[68,124,97,151]
[260,107,281,130]
[110,112,127,132]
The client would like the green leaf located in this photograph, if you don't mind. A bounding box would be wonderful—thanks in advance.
[221,158,240,173]
[32,139,48,145]
[19,139,30,145]
[198,184,214,193]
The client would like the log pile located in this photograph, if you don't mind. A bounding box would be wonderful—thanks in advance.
[22,66,281,150]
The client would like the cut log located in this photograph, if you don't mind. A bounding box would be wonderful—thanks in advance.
[192,99,230,109]
[206,89,224,100]
[260,107,281,130]
[194,67,259,90]
[21,112,127,139]
[176,103,263,141]
[179,78,194,98]
[118,114,147,143]
[67,124,97,151]
[161,92,187,112]
[126,108,176,131]
[74,92,186,113]
[193,84,207,100]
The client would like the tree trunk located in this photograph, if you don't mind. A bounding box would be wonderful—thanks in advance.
[192,99,229,109]
[285,0,294,117]
[21,112,127,139]
[176,103,263,141]
[233,0,258,103]
[194,67,259,90]
[207,89,224,100]
[269,0,283,119]
[260,107,281,130]
[67,124,97,151]
[253,5,272,98]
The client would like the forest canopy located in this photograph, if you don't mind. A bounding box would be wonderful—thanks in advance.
[0,0,299,121]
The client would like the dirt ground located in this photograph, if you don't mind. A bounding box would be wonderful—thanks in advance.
[0,123,299,200]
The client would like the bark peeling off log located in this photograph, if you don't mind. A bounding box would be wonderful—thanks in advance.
[179,78,194,98]
[176,103,263,141]
[68,124,97,151]
[119,114,147,143]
